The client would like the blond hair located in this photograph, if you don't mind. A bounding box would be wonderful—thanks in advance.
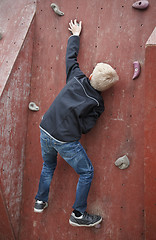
[90,63,119,91]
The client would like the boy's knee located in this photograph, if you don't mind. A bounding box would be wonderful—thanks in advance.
[85,167,94,183]
[90,167,94,180]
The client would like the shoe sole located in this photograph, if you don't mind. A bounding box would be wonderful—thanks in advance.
[34,208,44,213]
[69,217,102,227]
[34,203,48,213]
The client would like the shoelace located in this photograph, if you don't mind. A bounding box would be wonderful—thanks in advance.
[83,212,93,220]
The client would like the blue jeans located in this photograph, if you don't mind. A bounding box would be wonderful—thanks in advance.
[35,129,94,213]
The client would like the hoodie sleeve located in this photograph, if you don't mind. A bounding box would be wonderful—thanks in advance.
[66,35,84,83]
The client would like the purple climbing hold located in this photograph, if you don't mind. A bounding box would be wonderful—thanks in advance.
[94,223,101,229]
[132,61,141,80]
[132,1,149,10]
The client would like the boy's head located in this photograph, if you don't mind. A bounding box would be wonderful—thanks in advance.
[89,63,119,91]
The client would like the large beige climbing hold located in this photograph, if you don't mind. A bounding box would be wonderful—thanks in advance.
[51,3,64,16]
[115,155,130,170]
[29,102,39,111]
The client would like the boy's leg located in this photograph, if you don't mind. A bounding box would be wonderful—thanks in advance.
[71,144,94,213]
[35,130,58,203]
[54,140,94,213]
[54,140,102,226]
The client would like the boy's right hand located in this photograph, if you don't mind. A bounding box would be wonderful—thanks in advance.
[68,19,82,36]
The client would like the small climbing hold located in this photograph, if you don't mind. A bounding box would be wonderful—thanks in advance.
[132,61,141,80]
[115,155,130,170]
[94,223,101,229]
[51,3,64,16]
[29,102,39,111]
[0,33,3,40]
[132,1,149,10]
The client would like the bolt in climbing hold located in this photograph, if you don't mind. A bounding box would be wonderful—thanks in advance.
[51,3,64,16]
[29,102,39,111]
[115,155,130,170]
[132,61,141,80]
[0,33,3,40]
[132,1,149,10]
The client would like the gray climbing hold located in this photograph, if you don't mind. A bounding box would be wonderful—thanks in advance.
[132,61,141,80]
[29,102,39,111]
[132,1,149,10]
[51,3,64,16]
[0,33,3,40]
[115,155,130,170]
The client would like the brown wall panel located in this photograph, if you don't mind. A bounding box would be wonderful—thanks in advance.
[0,0,155,239]
[20,1,156,239]
[144,27,156,240]
[0,13,35,239]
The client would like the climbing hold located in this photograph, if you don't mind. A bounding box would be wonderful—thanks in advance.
[132,1,149,10]
[29,102,39,111]
[132,61,141,80]
[115,155,130,170]
[94,223,101,229]
[0,33,3,40]
[51,3,64,16]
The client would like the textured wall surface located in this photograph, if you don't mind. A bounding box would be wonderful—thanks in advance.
[0,0,35,238]
[144,27,156,240]
[0,0,36,96]
[0,187,15,240]
[19,1,155,240]
[0,0,155,239]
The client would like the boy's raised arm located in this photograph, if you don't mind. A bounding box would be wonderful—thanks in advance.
[66,19,83,82]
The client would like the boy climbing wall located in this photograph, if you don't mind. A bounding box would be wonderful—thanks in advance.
[34,19,119,227]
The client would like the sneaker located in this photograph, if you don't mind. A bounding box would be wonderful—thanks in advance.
[69,211,102,227]
[34,200,48,213]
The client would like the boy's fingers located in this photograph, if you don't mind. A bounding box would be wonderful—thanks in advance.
[70,20,74,27]
[68,19,82,34]
[74,19,77,25]
[69,21,75,29]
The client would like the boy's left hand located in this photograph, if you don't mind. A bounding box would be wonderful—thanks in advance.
[68,19,82,36]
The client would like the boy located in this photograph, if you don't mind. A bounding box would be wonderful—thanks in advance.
[34,19,119,227]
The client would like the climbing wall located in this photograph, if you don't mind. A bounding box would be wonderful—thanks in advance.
[0,1,35,239]
[144,27,156,240]
[0,0,155,239]
[18,1,156,239]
